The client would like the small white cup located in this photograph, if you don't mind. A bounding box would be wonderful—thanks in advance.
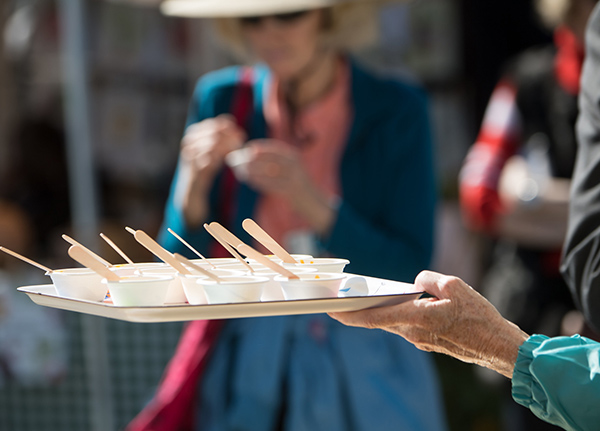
[104,275,173,306]
[246,254,314,265]
[283,258,349,273]
[199,275,269,304]
[275,273,346,300]
[249,266,318,301]
[190,257,241,267]
[180,274,210,305]
[141,267,186,304]
[111,262,167,271]
[225,147,253,181]
[48,268,108,302]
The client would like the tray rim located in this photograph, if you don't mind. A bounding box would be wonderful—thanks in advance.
[17,275,422,323]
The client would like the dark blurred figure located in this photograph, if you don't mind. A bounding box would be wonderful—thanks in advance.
[0,115,70,258]
[459,0,598,429]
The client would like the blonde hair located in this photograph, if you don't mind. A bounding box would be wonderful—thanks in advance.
[213,3,379,60]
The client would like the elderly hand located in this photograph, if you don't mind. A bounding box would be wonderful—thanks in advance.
[329,271,529,378]
[242,139,337,236]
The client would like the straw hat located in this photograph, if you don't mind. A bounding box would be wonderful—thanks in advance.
[161,0,386,18]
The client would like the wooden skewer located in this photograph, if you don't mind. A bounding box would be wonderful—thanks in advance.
[174,253,222,283]
[167,228,216,268]
[62,234,112,267]
[67,245,120,281]
[237,244,299,279]
[242,218,298,263]
[126,228,191,275]
[208,222,246,248]
[0,246,53,273]
[99,233,140,271]
[203,223,254,272]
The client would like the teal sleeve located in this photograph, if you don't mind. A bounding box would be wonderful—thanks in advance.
[512,334,600,431]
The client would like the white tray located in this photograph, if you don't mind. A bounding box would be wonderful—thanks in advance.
[17,275,422,323]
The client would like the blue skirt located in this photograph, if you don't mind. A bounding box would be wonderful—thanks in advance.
[196,314,447,431]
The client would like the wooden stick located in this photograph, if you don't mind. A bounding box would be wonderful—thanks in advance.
[99,233,140,271]
[62,234,112,267]
[237,244,299,279]
[203,223,254,272]
[167,228,216,268]
[0,246,53,273]
[208,222,246,248]
[68,245,120,281]
[129,228,191,275]
[242,218,298,263]
[174,253,222,283]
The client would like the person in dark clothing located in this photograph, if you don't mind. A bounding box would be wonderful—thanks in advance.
[561,1,600,335]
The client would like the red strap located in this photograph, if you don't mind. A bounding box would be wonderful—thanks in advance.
[209,67,254,258]
[554,26,584,96]
[127,68,254,431]
[126,320,224,431]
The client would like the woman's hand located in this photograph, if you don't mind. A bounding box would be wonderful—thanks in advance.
[181,114,246,179]
[329,271,529,378]
[177,115,246,228]
[242,139,337,236]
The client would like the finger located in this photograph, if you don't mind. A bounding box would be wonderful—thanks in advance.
[247,139,296,155]
[328,300,423,329]
[215,113,237,124]
[414,270,468,300]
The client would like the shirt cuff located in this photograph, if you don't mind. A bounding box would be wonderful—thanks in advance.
[511,334,550,410]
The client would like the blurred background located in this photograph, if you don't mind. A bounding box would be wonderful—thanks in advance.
[0,0,551,430]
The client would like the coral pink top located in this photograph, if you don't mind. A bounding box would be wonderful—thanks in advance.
[255,59,353,251]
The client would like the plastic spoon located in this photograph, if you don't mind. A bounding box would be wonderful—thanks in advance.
[125,227,191,275]
[67,245,120,281]
[173,253,222,283]
[241,218,298,264]
[62,234,112,267]
[203,223,254,272]
[237,244,300,279]
[0,246,53,273]
[99,233,142,272]
[167,228,216,268]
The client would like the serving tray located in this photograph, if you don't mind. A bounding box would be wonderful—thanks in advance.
[17,275,422,323]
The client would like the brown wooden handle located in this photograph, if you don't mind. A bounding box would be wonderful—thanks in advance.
[241,218,297,263]
[237,244,299,279]
[67,245,120,281]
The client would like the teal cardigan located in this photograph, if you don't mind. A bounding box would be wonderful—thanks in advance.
[160,60,436,283]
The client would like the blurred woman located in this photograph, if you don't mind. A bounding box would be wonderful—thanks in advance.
[129,1,446,430]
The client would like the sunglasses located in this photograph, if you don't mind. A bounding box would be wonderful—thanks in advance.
[240,10,310,26]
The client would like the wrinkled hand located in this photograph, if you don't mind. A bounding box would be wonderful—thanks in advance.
[329,271,529,378]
